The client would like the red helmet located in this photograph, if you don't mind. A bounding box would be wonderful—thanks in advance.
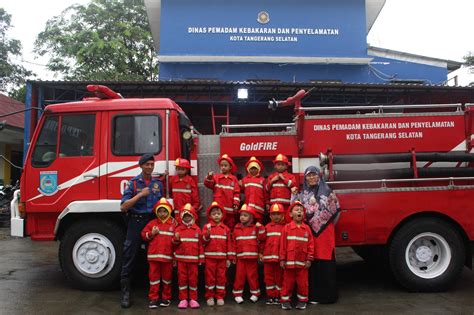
[218,153,237,173]
[245,156,263,175]
[239,203,258,218]
[269,203,285,214]
[175,158,193,169]
[288,201,306,216]
[154,197,173,218]
[206,201,226,220]
[180,203,198,223]
[273,153,291,165]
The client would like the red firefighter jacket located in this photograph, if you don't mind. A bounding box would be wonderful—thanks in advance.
[201,222,234,260]
[173,223,204,263]
[279,221,314,268]
[141,218,175,262]
[266,171,297,206]
[204,173,240,215]
[232,222,266,260]
[261,221,285,263]
[170,175,200,215]
[241,175,268,217]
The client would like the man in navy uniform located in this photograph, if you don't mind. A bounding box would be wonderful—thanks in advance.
[120,153,163,308]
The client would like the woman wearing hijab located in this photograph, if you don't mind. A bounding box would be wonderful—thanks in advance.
[292,165,340,304]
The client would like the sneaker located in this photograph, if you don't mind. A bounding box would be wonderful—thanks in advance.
[216,299,225,306]
[148,300,158,309]
[309,300,319,305]
[266,298,274,305]
[234,296,244,304]
[160,299,171,307]
[178,300,188,309]
[189,300,200,309]
[273,298,280,305]
[249,295,259,303]
[281,302,292,310]
[206,298,215,306]
[296,302,307,310]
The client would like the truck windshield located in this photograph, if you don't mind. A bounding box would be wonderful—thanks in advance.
[31,116,59,167]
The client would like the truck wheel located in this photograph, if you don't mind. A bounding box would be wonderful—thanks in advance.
[389,218,465,292]
[59,219,125,290]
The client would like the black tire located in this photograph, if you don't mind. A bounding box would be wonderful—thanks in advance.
[59,219,125,290]
[389,218,465,292]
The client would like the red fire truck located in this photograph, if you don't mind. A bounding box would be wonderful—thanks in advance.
[11,85,474,292]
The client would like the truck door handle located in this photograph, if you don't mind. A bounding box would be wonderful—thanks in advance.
[83,174,98,179]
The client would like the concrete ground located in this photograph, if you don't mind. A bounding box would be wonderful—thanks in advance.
[1,226,474,314]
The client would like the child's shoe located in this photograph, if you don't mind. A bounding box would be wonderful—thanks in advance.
[189,300,200,309]
[206,298,215,306]
[281,302,292,310]
[148,300,158,309]
[178,300,188,309]
[160,299,171,307]
[234,296,244,304]
[216,299,225,306]
[296,302,307,310]
[273,298,280,305]
[266,298,274,305]
[249,295,259,303]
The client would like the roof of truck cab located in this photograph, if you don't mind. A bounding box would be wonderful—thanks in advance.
[44,98,184,114]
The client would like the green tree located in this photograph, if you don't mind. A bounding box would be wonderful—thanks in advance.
[34,0,158,81]
[463,52,474,67]
[0,8,33,97]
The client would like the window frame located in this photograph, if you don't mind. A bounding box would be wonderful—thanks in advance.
[111,114,162,156]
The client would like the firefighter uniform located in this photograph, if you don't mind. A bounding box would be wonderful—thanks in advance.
[171,158,200,217]
[202,202,234,301]
[262,203,285,300]
[204,154,240,228]
[279,219,314,303]
[173,204,204,302]
[232,205,266,298]
[241,157,267,221]
[141,199,175,301]
[120,173,163,281]
[266,154,296,220]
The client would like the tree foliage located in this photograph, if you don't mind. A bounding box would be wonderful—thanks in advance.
[463,52,474,67]
[0,8,33,97]
[34,0,158,81]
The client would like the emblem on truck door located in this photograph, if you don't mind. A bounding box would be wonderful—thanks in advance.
[38,171,59,196]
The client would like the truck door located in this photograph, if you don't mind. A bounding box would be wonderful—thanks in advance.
[105,111,164,199]
[25,113,101,224]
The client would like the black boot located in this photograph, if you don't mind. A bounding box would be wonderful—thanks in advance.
[120,279,131,308]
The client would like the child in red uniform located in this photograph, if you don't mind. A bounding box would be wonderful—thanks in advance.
[202,201,234,306]
[266,154,298,220]
[261,203,286,305]
[232,204,266,304]
[173,203,204,309]
[170,158,200,218]
[204,153,240,229]
[141,198,175,309]
[241,156,267,222]
[279,201,314,310]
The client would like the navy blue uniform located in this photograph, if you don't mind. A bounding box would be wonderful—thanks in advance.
[120,174,163,280]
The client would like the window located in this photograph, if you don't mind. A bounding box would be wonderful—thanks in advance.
[113,115,161,155]
[32,116,59,167]
[59,114,95,157]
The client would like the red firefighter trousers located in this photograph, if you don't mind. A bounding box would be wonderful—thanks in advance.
[233,259,260,297]
[148,261,173,300]
[264,262,283,298]
[205,258,227,300]
[280,268,309,302]
[177,262,199,300]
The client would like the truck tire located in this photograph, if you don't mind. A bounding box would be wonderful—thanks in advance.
[389,218,465,292]
[59,219,125,290]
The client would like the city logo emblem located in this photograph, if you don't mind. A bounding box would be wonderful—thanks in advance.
[257,11,270,24]
[38,171,59,196]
